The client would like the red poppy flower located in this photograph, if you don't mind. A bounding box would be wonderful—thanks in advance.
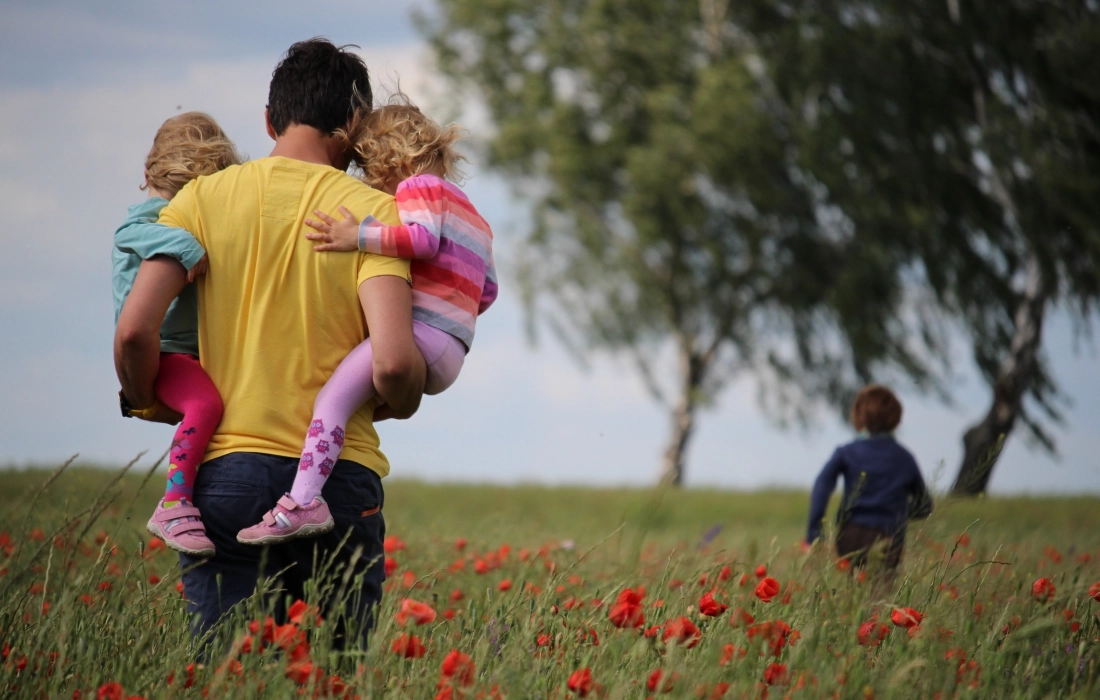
[662,616,702,648]
[763,663,789,686]
[1089,581,1100,602]
[287,599,321,626]
[384,557,397,577]
[1032,577,1056,602]
[890,607,924,629]
[699,591,729,617]
[440,650,475,688]
[718,565,732,581]
[455,538,467,551]
[608,588,646,628]
[729,607,755,627]
[647,669,677,693]
[383,536,406,553]
[391,633,426,658]
[498,579,512,591]
[747,620,795,656]
[836,558,851,572]
[857,619,891,646]
[719,643,746,665]
[754,565,768,578]
[395,598,437,626]
[755,577,780,603]
[272,622,305,651]
[567,668,594,697]
[286,657,323,686]
[96,682,124,700]
[576,626,600,646]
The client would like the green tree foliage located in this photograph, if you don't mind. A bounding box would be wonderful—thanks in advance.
[420,0,1100,489]
[740,0,1100,493]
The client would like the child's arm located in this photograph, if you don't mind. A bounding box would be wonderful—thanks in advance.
[806,449,844,544]
[115,220,207,280]
[305,206,442,258]
[479,252,499,315]
[907,468,934,520]
[306,177,449,258]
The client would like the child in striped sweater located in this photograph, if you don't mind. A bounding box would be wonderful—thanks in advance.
[237,101,496,544]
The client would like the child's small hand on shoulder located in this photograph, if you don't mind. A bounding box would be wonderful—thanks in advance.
[305,206,360,252]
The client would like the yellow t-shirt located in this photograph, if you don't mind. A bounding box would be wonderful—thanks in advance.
[159,156,411,477]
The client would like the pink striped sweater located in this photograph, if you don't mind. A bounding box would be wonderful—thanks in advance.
[358,173,497,349]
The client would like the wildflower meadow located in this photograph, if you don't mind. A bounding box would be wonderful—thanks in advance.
[1,459,1098,698]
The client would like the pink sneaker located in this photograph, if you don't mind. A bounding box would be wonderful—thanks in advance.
[147,498,215,557]
[237,495,334,545]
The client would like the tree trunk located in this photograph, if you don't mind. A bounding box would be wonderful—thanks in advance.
[659,344,707,487]
[952,255,1047,496]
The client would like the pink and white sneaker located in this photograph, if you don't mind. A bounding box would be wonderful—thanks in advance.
[237,495,334,545]
[147,498,215,557]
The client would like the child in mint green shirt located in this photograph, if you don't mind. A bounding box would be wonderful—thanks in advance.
[112,112,241,557]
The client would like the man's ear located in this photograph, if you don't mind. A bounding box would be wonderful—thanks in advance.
[265,108,277,140]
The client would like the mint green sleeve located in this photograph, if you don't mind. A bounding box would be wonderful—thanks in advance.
[114,221,206,271]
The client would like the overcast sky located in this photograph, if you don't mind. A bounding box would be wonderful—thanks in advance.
[1,0,1098,494]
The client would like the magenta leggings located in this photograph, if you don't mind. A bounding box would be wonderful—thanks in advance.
[289,322,464,505]
[155,353,223,504]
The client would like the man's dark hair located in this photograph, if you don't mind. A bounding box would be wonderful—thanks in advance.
[268,38,371,137]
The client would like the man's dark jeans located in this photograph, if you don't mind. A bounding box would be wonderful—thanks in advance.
[179,452,386,647]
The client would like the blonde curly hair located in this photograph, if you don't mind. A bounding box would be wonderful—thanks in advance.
[343,96,465,191]
[143,112,242,199]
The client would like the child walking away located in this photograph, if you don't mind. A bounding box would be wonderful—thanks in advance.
[805,385,933,572]
[113,113,241,556]
[237,99,497,545]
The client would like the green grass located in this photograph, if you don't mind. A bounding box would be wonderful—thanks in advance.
[1,463,1098,698]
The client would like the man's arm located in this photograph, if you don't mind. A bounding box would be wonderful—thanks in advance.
[359,275,425,419]
[115,256,188,410]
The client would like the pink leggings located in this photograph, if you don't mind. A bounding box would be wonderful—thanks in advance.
[289,321,465,505]
[154,353,223,505]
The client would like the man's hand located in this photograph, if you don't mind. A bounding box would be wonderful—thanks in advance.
[359,275,425,419]
[124,397,183,425]
[186,254,209,283]
[305,206,360,252]
[115,256,187,409]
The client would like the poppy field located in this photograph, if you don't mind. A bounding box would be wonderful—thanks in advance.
[1,462,1099,699]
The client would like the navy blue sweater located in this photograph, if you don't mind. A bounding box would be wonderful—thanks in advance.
[806,434,932,544]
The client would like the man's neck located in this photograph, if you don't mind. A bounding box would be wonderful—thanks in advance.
[269,123,346,168]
